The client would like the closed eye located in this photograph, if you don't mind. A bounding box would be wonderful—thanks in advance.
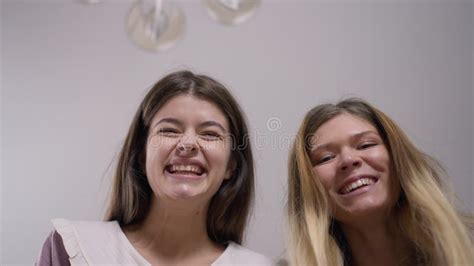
[358,142,377,149]
[200,131,223,141]
[157,128,181,137]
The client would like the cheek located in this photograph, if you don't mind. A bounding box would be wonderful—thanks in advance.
[200,141,232,168]
[149,135,178,149]
[197,139,231,154]
[366,148,390,172]
[366,148,398,197]
[312,167,335,192]
[145,137,177,173]
[145,149,161,177]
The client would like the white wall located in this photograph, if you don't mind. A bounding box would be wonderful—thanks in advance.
[2,0,472,264]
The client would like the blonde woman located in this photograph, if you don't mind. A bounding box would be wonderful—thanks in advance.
[287,98,473,265]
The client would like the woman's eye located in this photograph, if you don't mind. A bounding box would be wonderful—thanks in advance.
[157,128,180,137]
[200,131,222,141]
[358,142,377,149]
[315,154,334,165]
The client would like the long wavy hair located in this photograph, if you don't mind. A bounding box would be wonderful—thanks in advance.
[105,70,254,245]
[287,98,473,265]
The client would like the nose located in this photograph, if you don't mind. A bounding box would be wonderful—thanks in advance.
[339,148,362,171]
[176,134,199,155]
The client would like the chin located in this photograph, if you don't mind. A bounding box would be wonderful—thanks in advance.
[335,197,392,222]
[168,188,202,200]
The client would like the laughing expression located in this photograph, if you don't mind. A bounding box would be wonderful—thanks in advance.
[310,113,395,223]
[145,95,233,202]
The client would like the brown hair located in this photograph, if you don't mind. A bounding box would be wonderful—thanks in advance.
[287,98,473,265]
[105,70,254,245]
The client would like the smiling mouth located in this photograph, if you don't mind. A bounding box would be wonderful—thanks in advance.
[165,164,205,177]
[339,177,378,195]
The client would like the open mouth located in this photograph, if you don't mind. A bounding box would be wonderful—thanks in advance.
[165,164,205,177]
[338,176,378,195]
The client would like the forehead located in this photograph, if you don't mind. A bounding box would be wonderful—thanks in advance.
[151,95,229,128]
[311,113,378,144]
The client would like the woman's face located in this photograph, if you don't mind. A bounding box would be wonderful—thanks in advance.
[310,113,394,223]
[145,95,233,203]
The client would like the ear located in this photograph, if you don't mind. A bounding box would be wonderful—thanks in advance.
[224,157,237,180]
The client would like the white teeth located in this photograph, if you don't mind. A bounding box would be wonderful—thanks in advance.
[169,164,203,174]
[342,178,374,194]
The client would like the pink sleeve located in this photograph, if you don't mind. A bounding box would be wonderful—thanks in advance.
[35,230,70,266]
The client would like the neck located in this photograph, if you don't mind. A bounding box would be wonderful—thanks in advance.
[123,196,222,263]
[341,217,411,266]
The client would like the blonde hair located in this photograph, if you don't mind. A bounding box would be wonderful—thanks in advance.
[287,98,473,265]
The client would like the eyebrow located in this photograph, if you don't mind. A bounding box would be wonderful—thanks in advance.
[153,118,227,132]
[153,118,181,129]
[198,121,227,132]
[311,130,379,152]
[352,130,379,139]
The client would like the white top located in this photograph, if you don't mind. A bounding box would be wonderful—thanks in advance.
[52,218,274,266]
